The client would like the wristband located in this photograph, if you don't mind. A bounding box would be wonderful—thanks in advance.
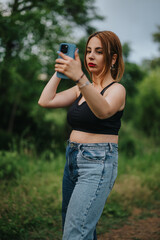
[79,81,90,89]
[75,73,85,84]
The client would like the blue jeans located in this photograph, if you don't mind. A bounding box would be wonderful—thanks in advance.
[62,140,118,240]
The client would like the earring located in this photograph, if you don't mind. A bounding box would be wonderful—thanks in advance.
[110,64,115,70]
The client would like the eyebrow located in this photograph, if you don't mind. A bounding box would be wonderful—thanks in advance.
[87,47,103,50]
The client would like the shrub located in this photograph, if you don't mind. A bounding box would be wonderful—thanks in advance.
[0,130,12,150]
[119,123,139,157]
[0,151,29,180]
[134,67,160,140]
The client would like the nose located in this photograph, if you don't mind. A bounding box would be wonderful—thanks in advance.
[88,51,95,59]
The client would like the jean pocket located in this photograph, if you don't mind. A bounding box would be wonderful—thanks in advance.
[79,147,106,162]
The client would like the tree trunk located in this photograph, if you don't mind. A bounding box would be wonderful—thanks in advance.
[7,100,18,133]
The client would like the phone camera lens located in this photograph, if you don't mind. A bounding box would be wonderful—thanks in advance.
[61,44,68,54]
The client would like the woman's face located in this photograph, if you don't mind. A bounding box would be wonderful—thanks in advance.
[86,36,105,75]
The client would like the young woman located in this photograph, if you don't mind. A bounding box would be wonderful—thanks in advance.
[38,31,126,240]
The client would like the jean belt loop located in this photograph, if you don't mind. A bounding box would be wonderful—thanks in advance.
[78,143,82,152]
[108,142,113,152]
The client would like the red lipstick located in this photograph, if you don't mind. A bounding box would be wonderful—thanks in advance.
[88,63,96,67]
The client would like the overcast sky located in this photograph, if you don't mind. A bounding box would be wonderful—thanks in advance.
[91,0,160,63]
[1,0,160,64]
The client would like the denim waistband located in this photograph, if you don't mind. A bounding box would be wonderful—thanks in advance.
[67,140,118,151]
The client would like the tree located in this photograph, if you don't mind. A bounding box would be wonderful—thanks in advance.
[142,25,160,70]
[121,42,145,120]
[0,0,103,63]
[122,42,144,96]
[0,0,104,151]
[122,42,132,62]
[134,67,160,140]
[152,25,160,51]
[150,25,160,69]
[121,62,145,121]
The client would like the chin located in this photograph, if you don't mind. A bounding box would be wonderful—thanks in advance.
[90,69,101,75]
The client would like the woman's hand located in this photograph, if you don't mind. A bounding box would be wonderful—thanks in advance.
[55,49,83,81]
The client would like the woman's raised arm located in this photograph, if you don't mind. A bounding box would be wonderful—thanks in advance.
[38,72,78,108]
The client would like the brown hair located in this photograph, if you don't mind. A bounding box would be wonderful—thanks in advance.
[84,31,124,82]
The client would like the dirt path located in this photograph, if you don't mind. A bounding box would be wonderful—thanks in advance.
[99,209,160,240]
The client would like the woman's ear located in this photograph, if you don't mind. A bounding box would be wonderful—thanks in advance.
[112,54,117,65]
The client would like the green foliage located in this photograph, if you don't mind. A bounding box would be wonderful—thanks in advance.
[141,26,160,71]
[122,62,145,97]
[150,57,160,69]
[0,130,12,150]
[121,62,145,121]
[119,123,141,157]
[0,143,159,239]
[134,67,160,140]
[152,25,160,51]
[0,150,65,239]
[0,0,103,152]
[97,201,129,234]
[0,2,159,238]
[122,42,132,62]
[0,151,25,180]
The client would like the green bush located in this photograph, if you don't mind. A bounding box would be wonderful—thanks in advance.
[0,130,12,150]
[135,67,160,140]
[0,151,64,240]
[119,122,143,157]
[0,145,159,239]
[0,151,29,180]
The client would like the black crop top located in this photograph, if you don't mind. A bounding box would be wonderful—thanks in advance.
[67,82,124,135]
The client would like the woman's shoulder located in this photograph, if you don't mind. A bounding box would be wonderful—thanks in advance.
[103,82,126,97]
[113,82,126,96]
[114,82,126,92]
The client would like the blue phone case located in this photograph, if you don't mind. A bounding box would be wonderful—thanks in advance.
[57,43,76,79]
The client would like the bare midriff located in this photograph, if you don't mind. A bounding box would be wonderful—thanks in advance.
[69,130,118,144]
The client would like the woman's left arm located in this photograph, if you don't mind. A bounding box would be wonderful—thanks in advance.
[55,51,126,119]
[77,79,126,119]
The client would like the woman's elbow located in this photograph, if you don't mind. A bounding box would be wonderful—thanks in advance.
[97,114,108,120]
[38,99,47,108]
[96,110,112,119]
[38,99,58,108]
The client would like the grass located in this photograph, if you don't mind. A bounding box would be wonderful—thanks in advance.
[0,151,64,240]
[97,145,160,235]
[0,145,160,239]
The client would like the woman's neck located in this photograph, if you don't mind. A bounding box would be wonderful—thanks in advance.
[92,71,115,88]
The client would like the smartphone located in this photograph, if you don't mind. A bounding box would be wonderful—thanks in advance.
[56,43,76,79]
